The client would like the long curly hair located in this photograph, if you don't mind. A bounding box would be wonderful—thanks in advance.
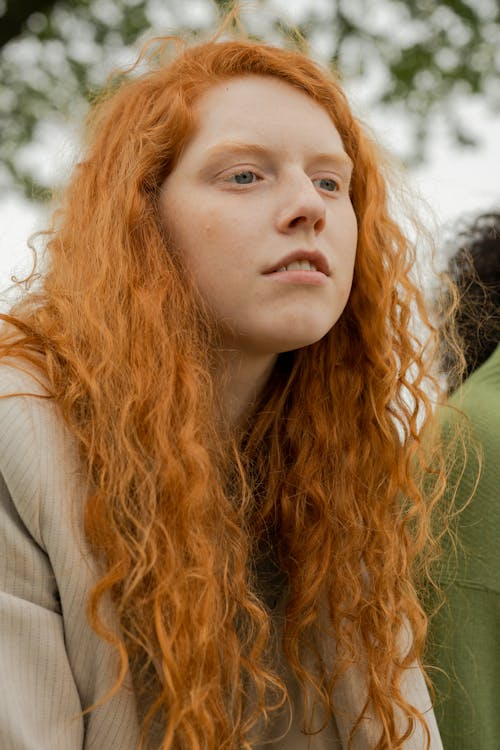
[1,33,449,750]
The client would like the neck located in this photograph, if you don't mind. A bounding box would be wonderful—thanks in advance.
[218,350,277,427]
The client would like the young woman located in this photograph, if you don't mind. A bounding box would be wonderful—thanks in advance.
[0,33,445,749]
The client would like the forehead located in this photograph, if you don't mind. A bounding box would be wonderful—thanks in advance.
[184,74,346,157]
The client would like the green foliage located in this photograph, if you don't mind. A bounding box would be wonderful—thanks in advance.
[1,0,499,199]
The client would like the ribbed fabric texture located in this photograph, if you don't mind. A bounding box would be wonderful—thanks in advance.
[0,362,442,749]
[0,363,140,750]
[429,344,500,749]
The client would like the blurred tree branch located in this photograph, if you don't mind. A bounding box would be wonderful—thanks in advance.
[1,0,499,200]
[0,0,57,48]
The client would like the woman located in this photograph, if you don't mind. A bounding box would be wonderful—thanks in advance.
[0,32,445,749]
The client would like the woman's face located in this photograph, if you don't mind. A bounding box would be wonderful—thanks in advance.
[159,75,357,357]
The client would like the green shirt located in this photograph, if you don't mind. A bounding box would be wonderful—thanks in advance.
[429,344,500,749]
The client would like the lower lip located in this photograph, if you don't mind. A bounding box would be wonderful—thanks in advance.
[264,270,329,286]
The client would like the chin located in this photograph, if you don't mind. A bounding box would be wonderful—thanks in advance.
[235,317,339,356]
[274,311,340,350]
[275,327,335,353]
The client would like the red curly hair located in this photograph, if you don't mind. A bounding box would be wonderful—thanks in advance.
[1,33,448,750]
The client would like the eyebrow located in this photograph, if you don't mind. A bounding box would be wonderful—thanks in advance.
[202,141,353,175]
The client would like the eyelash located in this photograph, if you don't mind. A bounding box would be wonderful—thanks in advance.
[224,170,341,193]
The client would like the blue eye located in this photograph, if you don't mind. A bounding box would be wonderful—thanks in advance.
[229,171,257,184]
[314,177,338,192]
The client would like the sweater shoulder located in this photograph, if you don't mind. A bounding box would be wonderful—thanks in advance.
[0,358,85,549]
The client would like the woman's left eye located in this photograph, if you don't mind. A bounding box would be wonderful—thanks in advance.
[227,170,258,185]
[313,177,339,192]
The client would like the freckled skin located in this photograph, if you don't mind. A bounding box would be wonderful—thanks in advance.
[159,75,358,359]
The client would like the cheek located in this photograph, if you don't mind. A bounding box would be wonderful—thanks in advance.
[191,212,248,272]
[332,212,358,305]
[180,220,238,298]
[336,209,358,266]
[346,212,358,264]
[166,208,215,270]
[346,205,358,243]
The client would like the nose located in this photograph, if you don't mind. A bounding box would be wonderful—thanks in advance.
[275,173,326,235]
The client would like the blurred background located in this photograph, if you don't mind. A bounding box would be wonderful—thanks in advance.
[1,0,499,297]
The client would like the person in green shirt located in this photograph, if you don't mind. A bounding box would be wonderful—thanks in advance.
[429,211,500,749]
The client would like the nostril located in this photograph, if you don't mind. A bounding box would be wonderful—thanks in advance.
[289,215,306,228]
[315,216,326,232]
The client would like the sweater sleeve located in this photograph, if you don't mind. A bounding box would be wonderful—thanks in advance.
[0,470,84,749]
[428,347,500,750]
[0,362,141,750]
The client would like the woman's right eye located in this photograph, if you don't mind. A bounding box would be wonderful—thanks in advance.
[226,170,258,185]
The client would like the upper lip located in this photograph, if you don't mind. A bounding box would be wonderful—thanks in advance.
[264,249,330,276]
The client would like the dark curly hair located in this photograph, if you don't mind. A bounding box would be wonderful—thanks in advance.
[443,211,500,391]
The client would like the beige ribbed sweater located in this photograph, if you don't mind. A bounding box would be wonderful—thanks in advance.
[0,362,442,749]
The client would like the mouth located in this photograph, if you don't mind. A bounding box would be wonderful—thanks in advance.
[273,259,319,273]
[264,249,330,276]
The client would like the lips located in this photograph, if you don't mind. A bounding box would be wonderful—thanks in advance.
[264,249,330,276]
